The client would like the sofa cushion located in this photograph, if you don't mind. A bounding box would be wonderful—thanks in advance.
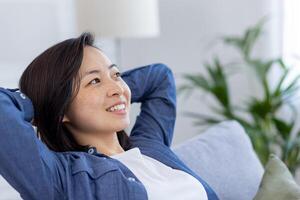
[172,120,264,200]
[253,154,300,200]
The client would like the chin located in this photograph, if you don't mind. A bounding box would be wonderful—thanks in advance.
[114,121,130,132]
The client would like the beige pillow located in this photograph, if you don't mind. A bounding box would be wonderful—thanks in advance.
[253,154,300,200]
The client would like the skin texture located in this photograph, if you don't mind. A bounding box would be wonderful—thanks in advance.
[63,46,131,156]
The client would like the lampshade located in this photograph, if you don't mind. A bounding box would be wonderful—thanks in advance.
[75,0,160,38]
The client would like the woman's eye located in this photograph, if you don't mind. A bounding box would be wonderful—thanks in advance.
[89,78,101,85]
[114,72,122,78]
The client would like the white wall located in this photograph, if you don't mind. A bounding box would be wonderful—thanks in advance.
[120,0,283,146]
[0,0,77,88]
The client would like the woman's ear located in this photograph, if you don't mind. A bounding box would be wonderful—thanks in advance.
[62,115,70,123]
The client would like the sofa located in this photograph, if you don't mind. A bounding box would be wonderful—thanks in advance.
[0,120,263,200]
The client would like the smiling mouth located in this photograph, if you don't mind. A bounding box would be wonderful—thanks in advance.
[106,103,126,112]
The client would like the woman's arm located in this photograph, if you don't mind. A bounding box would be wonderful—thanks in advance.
[121,63,176,147]
[0,88,61,199]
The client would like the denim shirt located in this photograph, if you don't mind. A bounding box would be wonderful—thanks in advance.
[0,63,219,200]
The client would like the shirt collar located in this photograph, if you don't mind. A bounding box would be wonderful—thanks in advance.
[86,147,97,155]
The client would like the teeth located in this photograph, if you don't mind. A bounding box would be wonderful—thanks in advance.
[107,104,126,112]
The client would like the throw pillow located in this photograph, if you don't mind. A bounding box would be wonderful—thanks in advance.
[253,154,300,200]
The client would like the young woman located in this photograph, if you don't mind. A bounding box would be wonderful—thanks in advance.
[0,33,219,200]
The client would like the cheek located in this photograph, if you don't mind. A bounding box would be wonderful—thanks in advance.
[123,82,131,99]
[81,95,106,114]
[124,86,131,114]
[66,96,110,132]
[69,95,105,120]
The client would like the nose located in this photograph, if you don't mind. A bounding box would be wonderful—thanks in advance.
[107,81,124,97]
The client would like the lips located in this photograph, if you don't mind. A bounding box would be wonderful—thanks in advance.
[106,101,126,111]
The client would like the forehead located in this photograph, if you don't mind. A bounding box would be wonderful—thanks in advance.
[79,46,112,75]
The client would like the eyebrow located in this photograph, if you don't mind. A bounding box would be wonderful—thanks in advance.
[82,64,118,79]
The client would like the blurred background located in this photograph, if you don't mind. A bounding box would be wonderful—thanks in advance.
[0,0,299,198]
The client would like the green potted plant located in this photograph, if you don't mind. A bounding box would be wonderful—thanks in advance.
[178,18,300,174]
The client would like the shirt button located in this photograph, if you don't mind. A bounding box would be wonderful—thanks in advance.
[20,93,26,99]
[102,157,107,160]
[128,177,136,182]
[88,148,95,154]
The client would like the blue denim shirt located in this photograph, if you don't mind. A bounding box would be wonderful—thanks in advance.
[0,63,219,200]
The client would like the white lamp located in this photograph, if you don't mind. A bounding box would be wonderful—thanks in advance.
[74,0,160,64]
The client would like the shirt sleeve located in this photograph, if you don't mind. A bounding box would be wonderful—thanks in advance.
[0,88,63,199]
[121,63,177,147]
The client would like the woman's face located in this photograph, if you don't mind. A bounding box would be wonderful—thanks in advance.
[63,46,131,136]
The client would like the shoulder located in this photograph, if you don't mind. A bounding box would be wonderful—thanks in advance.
[55,151,118,178]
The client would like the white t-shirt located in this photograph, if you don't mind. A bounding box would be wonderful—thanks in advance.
[111,147,208,200]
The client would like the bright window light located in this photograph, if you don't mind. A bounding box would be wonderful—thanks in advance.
[283,0,300,67]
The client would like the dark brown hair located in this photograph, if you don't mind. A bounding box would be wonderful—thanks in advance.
[19,32,132,152]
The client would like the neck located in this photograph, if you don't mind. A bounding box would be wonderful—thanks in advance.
[75,131,125,156]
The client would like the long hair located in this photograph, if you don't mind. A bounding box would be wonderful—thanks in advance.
[19,32,132,152]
